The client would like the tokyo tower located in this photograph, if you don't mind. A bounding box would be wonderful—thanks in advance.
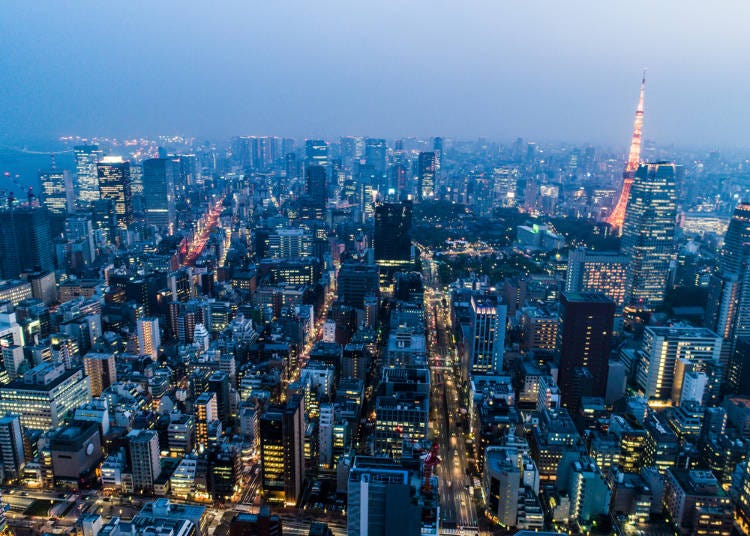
[607,72,646,234]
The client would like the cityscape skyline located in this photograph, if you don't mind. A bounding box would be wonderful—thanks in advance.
[1,2,749,147]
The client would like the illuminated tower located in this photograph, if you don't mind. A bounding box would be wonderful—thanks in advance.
[607,73,646,234]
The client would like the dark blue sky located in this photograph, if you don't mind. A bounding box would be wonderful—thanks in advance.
[1,1,747,147]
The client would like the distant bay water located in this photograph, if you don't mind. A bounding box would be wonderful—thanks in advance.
[0,144,76,194]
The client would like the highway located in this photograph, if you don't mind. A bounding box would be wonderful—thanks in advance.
[426,287,479,533]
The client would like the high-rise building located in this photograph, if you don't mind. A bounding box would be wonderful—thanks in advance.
[565,248,628,308]
[40,167,73,215]
[128,429,161,493]
[0,363,91,430]
[557,292,614,411]
[706,203,750,387]
[0,414,25,483]
[208,371,231,426]
[373,201,413,286]
[636,326,721,404]
[259,394,304,506]
[74,145,102,204]
[663,469,732,536]
[492,166,518,207]
[305,139,328,168]
[364,138,387,178]
[417,151,436,200]
[470,294,507,375]
[137,317,161,361]
[195,391,218,451]
[97,156,133,229]
[142,158,176,230]
[0,206,53,279]
[305,165,327,208]
[621,163,677,311]
[82,352,117,397]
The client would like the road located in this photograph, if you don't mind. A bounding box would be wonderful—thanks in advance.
[426,287,480,533]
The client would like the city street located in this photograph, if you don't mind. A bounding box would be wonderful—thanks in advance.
[426,288,480,533]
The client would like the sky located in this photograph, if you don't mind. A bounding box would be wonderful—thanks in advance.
[0,1,748,148]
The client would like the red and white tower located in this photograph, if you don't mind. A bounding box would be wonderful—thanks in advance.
[607,72,646,234]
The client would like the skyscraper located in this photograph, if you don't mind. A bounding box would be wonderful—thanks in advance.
[305,139,328,168]
[706,203,750,387]
[0,206,53,279]
[74,145,102,205]
[40,166,73,215]
[373,201,413,286]
[621,163,677,311]
[142,158,176,230]
[97,156,133,229]
[305,165,327,208]
[417,151,436,200]
[195,391,218,451]
[365,138,387,179]
[259,394,304,506]
[557,292,615,411]
[470,294,507,375]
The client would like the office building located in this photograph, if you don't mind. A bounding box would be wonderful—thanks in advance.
[0,414,25,483]
[40,167,73,214]
[142,158,176,230]
[621,162,677,310]
[82,352,117,397]
[0,363,91,430]
[347,456,432,536]
[305,165,327,208]
[706,203,750,385]
[565,248,628,308]
[74,145,102,204]
[337,263,380,309]
[305,139,328,168]
[0,280,32,306]
[373,201,413,285]
[229,507,282,536]
[470,294,507,375]
[364,138,387,178]
[259,394,304,506]
[636,326,721,404]
[97,156,133,228]
[128,429,161,493]
[208,371,231,426]
[663,469,732,536]
[137,317,161,361]
[0,206,53,279]
[557,292,614,411]
[417,151,436,200]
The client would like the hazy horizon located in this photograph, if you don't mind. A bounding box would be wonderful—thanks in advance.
[1,1,749,148]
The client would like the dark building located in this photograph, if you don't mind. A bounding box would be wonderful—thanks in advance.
[337,263,380,310]
[417,151,436,200]
[259,394,304,505]
[373,201,413,286]
[557,292,615,411]
[229,507,282,536]
[0,206,53,279]
[305,165,327,208]
[97,157,133,229]
[364,138,387,178]
[142,158,177,230]
[208,371,231,427]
